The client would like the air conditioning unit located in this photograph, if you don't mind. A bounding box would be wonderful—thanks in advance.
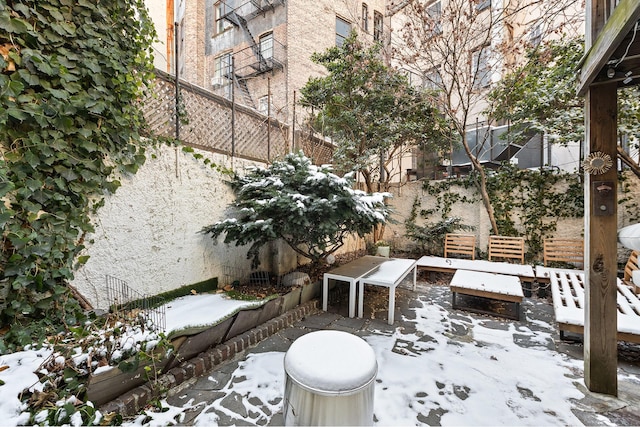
[211,77,226,88]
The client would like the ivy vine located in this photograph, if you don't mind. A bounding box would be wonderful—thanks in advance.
[415,164,583,260]
[619,172,640,224]
[0,0,157,350]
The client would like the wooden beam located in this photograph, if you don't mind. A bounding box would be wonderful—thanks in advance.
[584,82,618,396]
[577,0,640,95]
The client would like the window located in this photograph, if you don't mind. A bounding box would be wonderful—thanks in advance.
[529,24,542,47]
[373,11,383,41]
[213,52,232,81]
[476,0,491,12]
[424,67,442,91]
[260,32,273,60]
[258,95,270,116]
[402,69,420,87]
[336,16,351,46]
[427,1,442,36]
[362,3,369,32]
[471,47,492,89]
[214,1,231,35]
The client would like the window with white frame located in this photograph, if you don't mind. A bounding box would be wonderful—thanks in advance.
[362,3,369,32]
[336,16,351,46]
[529,24,542,47]
[258,95,270,116]
[427,1,442,36]
[213,52,232,84]
[260,32,273,60]
[424,67,442,90]
[373,11,383,41]
[214,1,231,35]
[402,69,421,87]
[471,47,492,88]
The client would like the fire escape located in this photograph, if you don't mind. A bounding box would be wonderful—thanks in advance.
[220,1,286,108]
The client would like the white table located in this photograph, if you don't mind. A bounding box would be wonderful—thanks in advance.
[358,258,417,324]
[450,269,524,320]
[322,256,388,318]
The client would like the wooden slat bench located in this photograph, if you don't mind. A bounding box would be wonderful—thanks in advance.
[416,256,535,283]
[488,236,525,264]
[444,233,476,259]
[623,250,640,294]
[543,238,584,268]
[449,269,524,320]
[547,268,640,343]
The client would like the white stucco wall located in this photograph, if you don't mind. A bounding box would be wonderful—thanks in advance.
[72,145,265,309]
[71,145,367,309]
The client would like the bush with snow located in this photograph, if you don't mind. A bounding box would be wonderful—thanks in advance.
[202,151,392,268]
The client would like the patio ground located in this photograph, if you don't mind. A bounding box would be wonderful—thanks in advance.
[132,273,640,426]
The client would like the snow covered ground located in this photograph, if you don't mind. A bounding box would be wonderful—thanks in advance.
[2,286,640,426]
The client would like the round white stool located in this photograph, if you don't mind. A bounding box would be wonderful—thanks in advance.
[283,330,377,426]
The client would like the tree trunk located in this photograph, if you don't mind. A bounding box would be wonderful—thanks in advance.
[471,157,500,235]
[617,145,640,179]
[461,136,500,235]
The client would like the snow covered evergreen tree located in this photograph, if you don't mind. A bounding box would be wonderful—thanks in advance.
[202,152,392,268]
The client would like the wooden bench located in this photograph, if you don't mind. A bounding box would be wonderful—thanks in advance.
[444,233,476,259]
[488,236,525,264]
[449,269,524,320]
[623,250,640,294]
[543,238,584,268]
[548,268,640,343]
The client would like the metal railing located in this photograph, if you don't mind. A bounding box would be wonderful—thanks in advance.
[105,275,166,332]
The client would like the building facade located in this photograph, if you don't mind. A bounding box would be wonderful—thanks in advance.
[388,0,586,175]
[145,0,595,178]
[145,0,422,182]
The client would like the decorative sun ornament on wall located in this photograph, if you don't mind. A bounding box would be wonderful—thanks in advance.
[583,151,613,175]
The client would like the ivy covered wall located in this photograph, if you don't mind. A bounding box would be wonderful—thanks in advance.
[384,168,640,263]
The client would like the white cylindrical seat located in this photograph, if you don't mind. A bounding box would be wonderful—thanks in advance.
[283,330,377,426]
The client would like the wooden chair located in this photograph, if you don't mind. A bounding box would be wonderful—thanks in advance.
[623,250,640,294]
[488,235,525,264]
[543,238,584,268]
[444,233,476,260]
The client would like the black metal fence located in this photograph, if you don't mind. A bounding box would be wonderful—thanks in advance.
[105,275,166,332]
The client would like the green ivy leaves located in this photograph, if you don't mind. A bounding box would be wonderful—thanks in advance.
[1,0,157,349]
[418,166,583,261]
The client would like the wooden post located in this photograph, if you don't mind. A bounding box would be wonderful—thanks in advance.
[584,82,618,395]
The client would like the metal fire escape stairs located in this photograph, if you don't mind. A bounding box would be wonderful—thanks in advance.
[222,1,285,109]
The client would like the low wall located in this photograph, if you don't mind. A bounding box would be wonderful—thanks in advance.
[95,282,321,414]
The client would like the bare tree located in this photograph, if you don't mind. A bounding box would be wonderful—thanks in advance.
[390,0,583,234]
